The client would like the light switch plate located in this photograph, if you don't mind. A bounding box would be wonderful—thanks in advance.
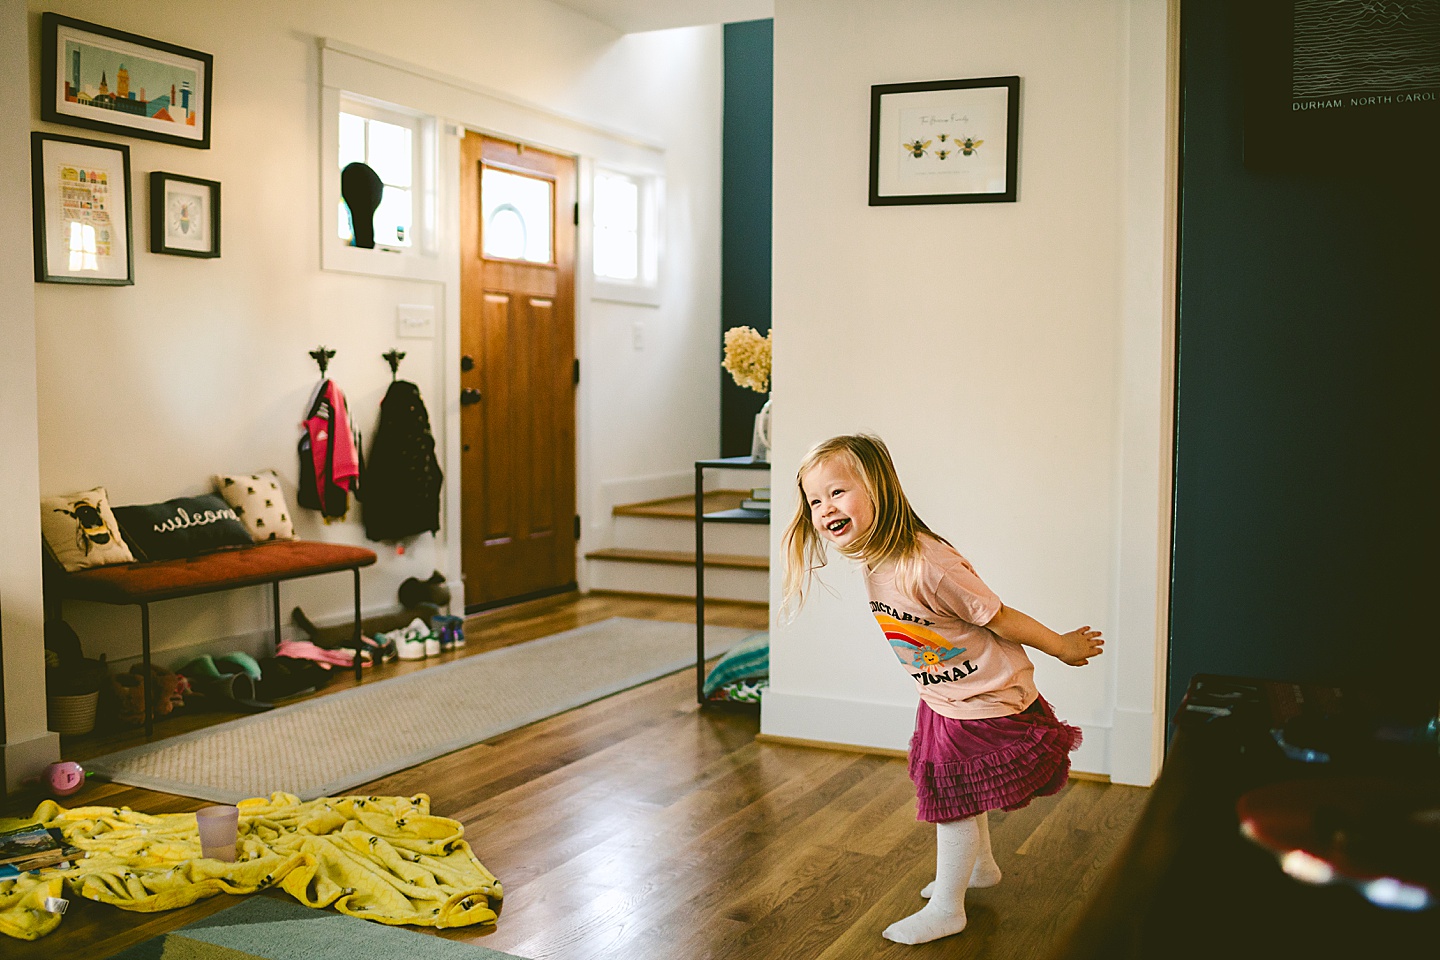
[396,304,435,339]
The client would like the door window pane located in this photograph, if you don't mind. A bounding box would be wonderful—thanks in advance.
[482,166,552,263]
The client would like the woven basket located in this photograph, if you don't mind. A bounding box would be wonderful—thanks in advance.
[48,690,100,735]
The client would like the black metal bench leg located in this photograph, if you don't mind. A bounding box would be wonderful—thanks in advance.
[141,603,153,739]
[272,580,282,653]
[353,567,363,683]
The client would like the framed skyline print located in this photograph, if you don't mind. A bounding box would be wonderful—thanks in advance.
[150,172,220,257]
[31,132,134,285]
[41,13,214,149]
[869,76,1020,206]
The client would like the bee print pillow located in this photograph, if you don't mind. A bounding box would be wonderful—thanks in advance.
[40,487,137,571]
[212,470,297,542]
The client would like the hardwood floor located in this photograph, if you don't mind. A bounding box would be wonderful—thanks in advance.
[2,593,1149,960]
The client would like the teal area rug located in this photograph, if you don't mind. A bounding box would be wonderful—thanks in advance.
[105,895,526,959]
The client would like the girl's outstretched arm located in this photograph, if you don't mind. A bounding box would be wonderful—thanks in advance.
[986,605,1103,666]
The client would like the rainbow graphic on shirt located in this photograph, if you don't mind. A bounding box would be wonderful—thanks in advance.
[876,614,966,673]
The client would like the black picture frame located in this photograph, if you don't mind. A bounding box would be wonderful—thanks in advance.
[150,172,221,258]
[31,132,134,286]
[869,76,1020,206]
[41,12,214,150]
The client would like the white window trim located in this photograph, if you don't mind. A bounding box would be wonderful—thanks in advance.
[587,163,664,308]
[320,87,442,281]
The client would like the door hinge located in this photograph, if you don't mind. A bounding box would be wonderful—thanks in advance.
[573,202,579,226]
[574,515,581,540]
[573,358,580,385]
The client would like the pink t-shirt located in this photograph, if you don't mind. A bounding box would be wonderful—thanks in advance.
[863,536,1038,720]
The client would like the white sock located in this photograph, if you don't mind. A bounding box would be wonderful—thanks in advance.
[922,811,1000,896]
[884,817,979,945]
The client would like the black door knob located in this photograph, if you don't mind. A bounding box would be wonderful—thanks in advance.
[460,388,482,405]
[460,354,476,372]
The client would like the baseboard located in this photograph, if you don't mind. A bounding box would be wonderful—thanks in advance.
[761,688,1111,779]
[1109,705,1161,786]
[754,732,907,759]
[3,731,61,794]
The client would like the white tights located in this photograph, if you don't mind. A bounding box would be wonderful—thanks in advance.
[920,810,1001,896]
[885,812,1000,945]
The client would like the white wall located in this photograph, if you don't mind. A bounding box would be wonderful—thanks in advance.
[2,0,60,791]
[19,0,722,667]
[762,0,1172,784]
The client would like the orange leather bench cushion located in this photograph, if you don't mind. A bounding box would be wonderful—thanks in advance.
[56,540,378,604]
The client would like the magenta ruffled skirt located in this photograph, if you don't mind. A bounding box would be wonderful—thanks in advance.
[908,695,1082,823]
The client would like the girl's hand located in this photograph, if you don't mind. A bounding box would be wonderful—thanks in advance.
[1057,626,1104,666]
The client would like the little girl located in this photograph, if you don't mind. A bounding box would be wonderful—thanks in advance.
[783,434,1103,945]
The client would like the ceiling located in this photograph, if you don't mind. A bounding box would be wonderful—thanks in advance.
[548,0,773,33]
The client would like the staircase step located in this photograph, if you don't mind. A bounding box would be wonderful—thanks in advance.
[586,547,768,571]
[614,490,753,519]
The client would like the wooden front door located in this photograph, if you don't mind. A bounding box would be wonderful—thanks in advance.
[459,133,577,610]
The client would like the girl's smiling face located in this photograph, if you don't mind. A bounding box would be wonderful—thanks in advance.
[802,456,874,549]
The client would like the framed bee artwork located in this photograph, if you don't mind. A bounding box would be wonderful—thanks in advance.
[150,172,220,258]
[869,76,1020,206]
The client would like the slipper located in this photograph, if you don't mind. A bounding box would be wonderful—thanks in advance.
[275,639,373,670]
[178,657,273,713]
[254,656,329,701]
[214,651,262,681]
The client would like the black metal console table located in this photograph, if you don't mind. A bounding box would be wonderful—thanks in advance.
[694,456,770,704]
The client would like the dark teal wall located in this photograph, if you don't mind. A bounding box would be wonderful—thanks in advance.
[1169,4,1439,718]
[720,19,773,457]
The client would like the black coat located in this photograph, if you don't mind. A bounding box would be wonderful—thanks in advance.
[363,380,443,542]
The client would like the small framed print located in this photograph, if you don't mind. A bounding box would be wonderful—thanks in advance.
[41,13,214,149]
[30,132,134,285]
[870,76,1020,206]
[150,172,220,257]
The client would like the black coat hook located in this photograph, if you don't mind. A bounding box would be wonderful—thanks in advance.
[309,346,336,376]
[382,349,406,381]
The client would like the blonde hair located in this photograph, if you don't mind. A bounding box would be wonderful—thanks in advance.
[782,434,945,613]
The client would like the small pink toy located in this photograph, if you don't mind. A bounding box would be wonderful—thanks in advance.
[44,761,86,797]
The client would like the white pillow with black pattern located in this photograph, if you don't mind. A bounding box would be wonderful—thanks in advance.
[213,470,296,542]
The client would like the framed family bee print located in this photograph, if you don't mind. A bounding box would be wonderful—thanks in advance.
[869,76,1020,206]
[149,172,220,257]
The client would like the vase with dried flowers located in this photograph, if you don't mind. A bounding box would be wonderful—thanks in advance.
[722,326,772,462]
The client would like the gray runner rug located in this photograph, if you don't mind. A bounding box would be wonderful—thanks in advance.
[85,617,755,803]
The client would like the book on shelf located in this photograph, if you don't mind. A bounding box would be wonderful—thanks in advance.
[740,499,771,512]
[750,487,770,501]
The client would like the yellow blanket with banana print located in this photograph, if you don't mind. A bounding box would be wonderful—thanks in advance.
[0,792,501,941]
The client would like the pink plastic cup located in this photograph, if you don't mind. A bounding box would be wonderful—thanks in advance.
[195,805,239,862]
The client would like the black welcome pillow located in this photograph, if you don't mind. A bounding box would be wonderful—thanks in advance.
[113,494,254,562]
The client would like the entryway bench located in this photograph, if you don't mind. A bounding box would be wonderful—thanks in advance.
[46,540,377,737]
